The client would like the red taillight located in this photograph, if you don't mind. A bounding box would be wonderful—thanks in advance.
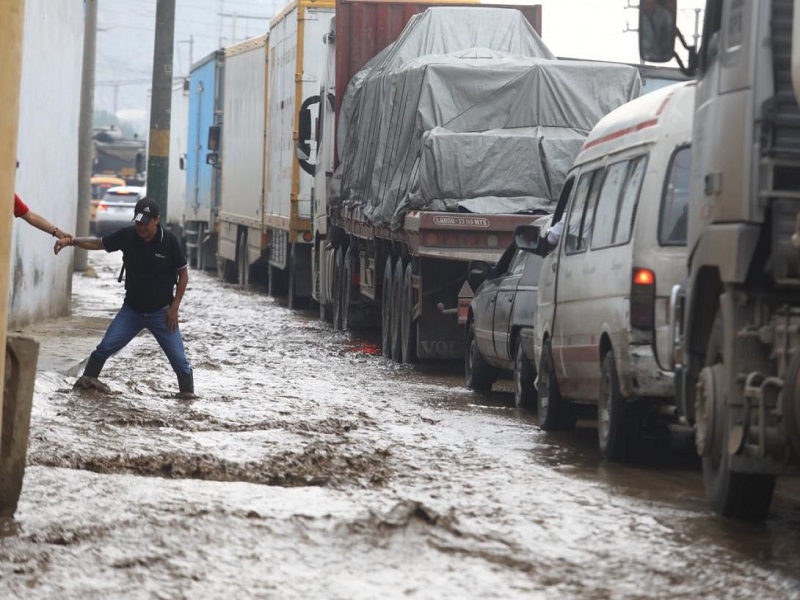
[98,202,109,211]
[633,268,655,286]
[631,267,655,330]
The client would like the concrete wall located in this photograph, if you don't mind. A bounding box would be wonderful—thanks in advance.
[9,1,83,327]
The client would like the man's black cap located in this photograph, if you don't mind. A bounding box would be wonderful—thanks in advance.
[133,197,159,224]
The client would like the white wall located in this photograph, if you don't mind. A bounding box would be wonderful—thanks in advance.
[9,1,83,327]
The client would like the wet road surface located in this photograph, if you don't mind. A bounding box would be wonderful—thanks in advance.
[2,251,800,599]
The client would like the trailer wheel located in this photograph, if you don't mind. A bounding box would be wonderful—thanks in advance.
[332,247,344,331]
[237,231,249,286]
[537,338,576,431]
[465,322,494,390]
[598,351,633,460]
[390,258,404,361]
[216,257,232,282]
[342,245,355,330]
[701,314,776,519]
[381,256,394,358]
[513,337,536,410]
[400,262,417,364]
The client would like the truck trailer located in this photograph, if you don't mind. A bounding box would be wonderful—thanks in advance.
[185,49,224,271]
[313,3,642,362]
[643,0,800,519]
[216,35,269,285]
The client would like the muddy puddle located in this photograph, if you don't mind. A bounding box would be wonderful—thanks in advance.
[1,251,800,599]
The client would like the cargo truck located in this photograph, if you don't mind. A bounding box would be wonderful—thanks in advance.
[311,2,642,363]
[185,50,224,270]
[216,35,269,285]
[263,0,335,304]
[642,0,800,518]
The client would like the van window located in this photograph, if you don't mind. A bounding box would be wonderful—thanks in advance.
[591,161,630,249]
[613,156,647,245]
[659,145,691,246]
[508,249,527,276]
[564,170,601,255]
[589,156,647,249]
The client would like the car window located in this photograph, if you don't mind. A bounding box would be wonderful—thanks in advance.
[613,155,647,245]
[564,171,597,255]
[658,145,691,246]
[508,250,527,276]
[591,160,630,249]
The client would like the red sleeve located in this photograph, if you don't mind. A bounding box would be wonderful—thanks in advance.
[13,194,29,218]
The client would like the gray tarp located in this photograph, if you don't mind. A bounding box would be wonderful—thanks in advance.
[330,7,642,230]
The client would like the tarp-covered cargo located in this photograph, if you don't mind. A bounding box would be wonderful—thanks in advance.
[331,7,642,229]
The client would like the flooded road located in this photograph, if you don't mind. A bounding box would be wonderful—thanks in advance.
[2,251,800,598]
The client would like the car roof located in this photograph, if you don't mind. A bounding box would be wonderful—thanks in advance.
[105,185,144,195]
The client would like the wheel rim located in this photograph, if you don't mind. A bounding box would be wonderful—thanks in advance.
[514,348,523,403]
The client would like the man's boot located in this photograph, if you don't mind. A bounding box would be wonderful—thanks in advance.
[177,370,195,398]
[73,354,110,392]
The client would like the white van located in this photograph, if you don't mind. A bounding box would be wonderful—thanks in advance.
[516,81,695,460]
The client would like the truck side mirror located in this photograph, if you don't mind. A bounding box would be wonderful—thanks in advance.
[638,0,677,63]
[207,125,221,152]
[514,224,548,257]
[206,152,219,167]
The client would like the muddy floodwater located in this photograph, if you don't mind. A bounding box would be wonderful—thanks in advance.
[2,251,800,599]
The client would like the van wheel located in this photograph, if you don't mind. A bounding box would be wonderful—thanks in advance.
[598,352,633,460]
[465,322,494,390]
[701,314,775,519]
[381,256,394,358]
[513,337,537,410]
[537,339,575,430]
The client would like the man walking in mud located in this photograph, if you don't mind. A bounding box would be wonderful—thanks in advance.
[54,197,194,396]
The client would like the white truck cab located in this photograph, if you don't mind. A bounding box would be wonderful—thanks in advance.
[641,0,800,519]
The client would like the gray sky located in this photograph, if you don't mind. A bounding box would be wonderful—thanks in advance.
[95,0,705,135]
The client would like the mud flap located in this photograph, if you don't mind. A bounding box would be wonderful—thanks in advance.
[1,336,39,517]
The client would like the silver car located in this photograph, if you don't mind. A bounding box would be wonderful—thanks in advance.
[94,186,146,236]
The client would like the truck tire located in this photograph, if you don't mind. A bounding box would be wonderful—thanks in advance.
[400,262,417,364]
[513,337,536,410]
[537,338,576,431]
[237,232,249,286]
[342,245,355,331]
[381,256,394,358]
[598,352,633,460]
[465,322,494,390]
[332,247,344,331]
[702,314,776,519]
[390,258,403,361]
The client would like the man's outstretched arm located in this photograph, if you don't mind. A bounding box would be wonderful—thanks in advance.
[54,236,104,255]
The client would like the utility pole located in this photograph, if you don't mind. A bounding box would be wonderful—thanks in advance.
[147,0,176,219]
[0,0,26,459]
[75,0,98,272]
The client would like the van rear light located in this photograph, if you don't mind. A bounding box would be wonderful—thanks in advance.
[630,267,655,329]
[98,202,109,211]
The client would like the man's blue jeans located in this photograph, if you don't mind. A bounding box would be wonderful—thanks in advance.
[87,303,192,377]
